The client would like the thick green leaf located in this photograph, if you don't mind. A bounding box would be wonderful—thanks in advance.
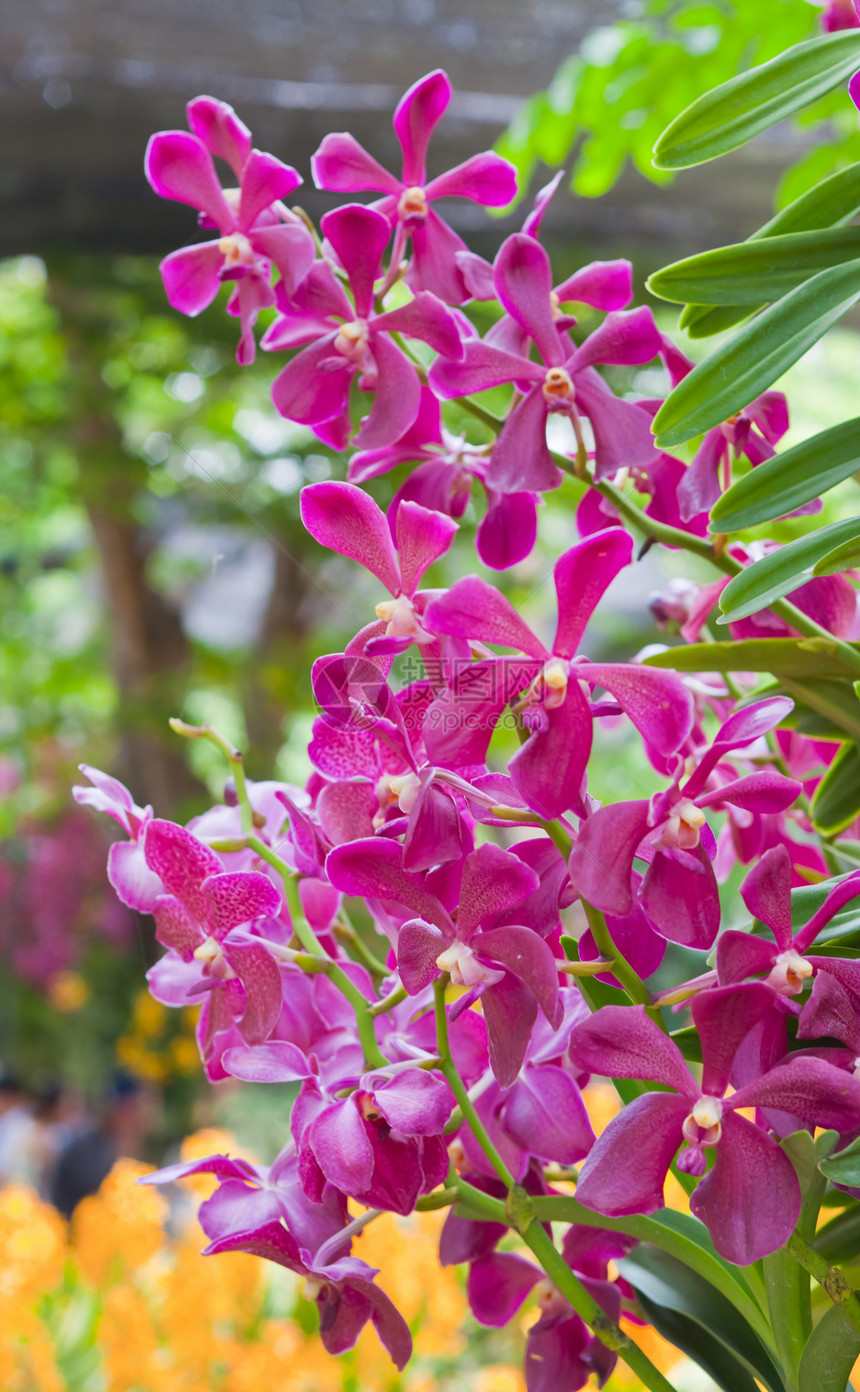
[820,1133,860,1188]
[717,517,860,623]
[619,1246,786,1391]
[814,536,860,577]
[653,262,860,448]
[779,678,860,743]
[811,741,860,835]
[635,1296,764,1392]
[711,418,860,532]
[798,1302,860,1392]
[816,1204,860,1264]
[679,160,860,338]
[643,638,860,679]
[650,228,860,306]
[653,30,860,170]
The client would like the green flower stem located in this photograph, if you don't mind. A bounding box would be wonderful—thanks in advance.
[531,1197,772,1345]
[332,921,390,978]
[433,977,515,1187]
[785,1230,860,1337]
[368,984,408,1017]
[578,896,656,1013]
[539,818,574,859]
[169,718,252,832]
[521,1218,680,1392]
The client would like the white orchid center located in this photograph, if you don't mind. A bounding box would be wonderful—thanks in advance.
[398,185,429,222]
[218,232,255,267]
[766,950,813,998]
[436,941,487,989]
[388,772,422,814]
[193,936,234,980]
[303,1276,327,1301]
[661,797,706,851]
[375,594,433,645]
[334,319,371,361]
[683,1096,723,1147]
[540,657,569,709]
[542,366,575,406]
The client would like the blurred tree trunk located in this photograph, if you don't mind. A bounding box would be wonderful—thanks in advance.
[243,541,313,779]
[47,263,203,817]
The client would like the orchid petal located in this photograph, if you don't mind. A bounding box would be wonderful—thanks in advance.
[640,844,722,950]
[485,386,562,494]
[553,530,633,659]
[271,333,349,428]
[326,838,453,933]
[186,96,252,176]
[311,132,402,195]
[568,802,650,918]
[509,683,592,820]
[691,982,775,1097]
[429,337,542,399]
[691,1111,800,1265]
[393,69,451,186]
[144,130,234,226]
[159,242,224,316]
[468,1252,541,1327]
[143,819,221,922]
[425,152,518,206]
[574,1092,691,1215]
[569,1004,694,1094]
[739,846,793,949]
[321,204,390,318]
[425,575,547,657]
[555,260,633,312]
[716,930,779,986]
[457,843,539,939]
[482,973,539,1087]
[500,1065,595,1163]
[354,333,422,450]
[586,662,694,757]
[493,234,564,366]
[570,308,662,371]
[477,489,538,570]
[238,149,302,228]
[300,481,401,594]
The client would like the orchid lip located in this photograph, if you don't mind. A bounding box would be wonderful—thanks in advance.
[682,1096,723,1148]
[435,941,486,988]
[218,231,255,266]
[542,366,575,406]
[398,185,429,222]
[766,950,813,997]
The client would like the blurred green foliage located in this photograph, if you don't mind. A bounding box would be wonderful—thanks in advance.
[497,0,849,208]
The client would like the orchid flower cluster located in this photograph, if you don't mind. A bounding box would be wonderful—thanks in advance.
[77,72,860,1392]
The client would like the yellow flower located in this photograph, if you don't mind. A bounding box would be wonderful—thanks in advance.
[132,989,168,1038]
[0,1184,66,1307]
[47,969,89,1012]
[72,1158,166,1287]
[474,1367,526,1392]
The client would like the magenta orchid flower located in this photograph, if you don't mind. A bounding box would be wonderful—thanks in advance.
[429,234,662,491]
[570,697,802,948]
[718,844,860,1001]
[325,837,562,1086]
[311,70,517,305]
[676,391,790,523]
[143,818,284,1060]
[300,480,458,654]
[824,0,860,29]
[290,1067,451,1215]
[144,1146,411,1367]
[72,764,162,912]
[348,386,540,570]
[570,986,860,1263]
[265,203,463,449]
[145,96,315,363]
[424,528,694,819]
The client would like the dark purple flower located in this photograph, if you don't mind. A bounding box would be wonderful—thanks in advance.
[311,70,517,305]
[326,837,562,1085]
[571,986,860,1263]
[570,697,801,948]
[718,844,860,1001]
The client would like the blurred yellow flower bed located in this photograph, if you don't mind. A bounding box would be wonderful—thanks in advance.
[0,1120,685,1392]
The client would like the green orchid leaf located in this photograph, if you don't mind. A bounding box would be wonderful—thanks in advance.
[679,159,860,338]
[643,638,860,679]
[711,418,860,532]
[649,228,860,305]
[653,30,860,170]
[619,1246,787,1391]
[814,537,860,577]
[653,262,860,448]
[798,1302,860,1392]
[811,742,860,836]
[717,517,860,623]
[820,1133,860,1188]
